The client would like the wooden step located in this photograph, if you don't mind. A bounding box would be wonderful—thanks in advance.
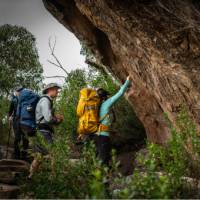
[0,183,20,198]
[0,159,30,173]
[0,171,23,185]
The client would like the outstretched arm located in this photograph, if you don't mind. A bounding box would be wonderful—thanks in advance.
[103,76,130,110]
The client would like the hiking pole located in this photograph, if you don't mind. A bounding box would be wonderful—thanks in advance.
[6,120,12,159]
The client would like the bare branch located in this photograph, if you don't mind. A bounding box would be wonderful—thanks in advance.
[49,36,56,53]
[48,37,69,75]
[47,59,63,69]
[52,36,56,53]
[44,75,66,79]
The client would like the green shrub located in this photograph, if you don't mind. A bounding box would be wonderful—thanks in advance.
[22,102,200,199]
[115,108,200,199]
[23,135,119,198]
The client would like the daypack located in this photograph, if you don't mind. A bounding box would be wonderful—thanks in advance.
[77,88,101,136]
[16,89,40,135]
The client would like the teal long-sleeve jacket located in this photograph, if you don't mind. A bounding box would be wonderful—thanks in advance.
[98,79,130,137]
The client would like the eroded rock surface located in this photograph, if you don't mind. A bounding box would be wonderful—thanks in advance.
[43,0,200,143]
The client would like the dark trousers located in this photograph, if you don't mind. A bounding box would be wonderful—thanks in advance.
[32,129,53,156]
[13,121,29,159]
[89,134,111,166]
[39,129,53,144]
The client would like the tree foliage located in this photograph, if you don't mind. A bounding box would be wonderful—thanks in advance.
[0,24,43,95]
[0,96,10,145]
[0,24,43,144]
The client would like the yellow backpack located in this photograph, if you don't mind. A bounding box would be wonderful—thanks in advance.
[77,88,101,137]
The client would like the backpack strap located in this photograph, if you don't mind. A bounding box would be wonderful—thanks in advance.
[99,108,116,124]
[37,96,53,125]
[97,124,109,133]
[99,113,109,123]
[97,109,116,134]
[40,95,53,109]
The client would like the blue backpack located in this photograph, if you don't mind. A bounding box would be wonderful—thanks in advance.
[16,89,40,135]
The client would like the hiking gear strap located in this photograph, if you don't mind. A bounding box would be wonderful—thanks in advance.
[37,96,53,125]
[97,124,109,134]
[99,113,109,123]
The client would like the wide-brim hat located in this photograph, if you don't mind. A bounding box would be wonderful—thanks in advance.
[42,83,61,94]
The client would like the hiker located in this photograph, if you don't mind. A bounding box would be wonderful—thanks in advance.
[28,83,63,178]
[8,87,29,159]
[95,76,130,165]
[15,87,40,161]
[77,76,131,165]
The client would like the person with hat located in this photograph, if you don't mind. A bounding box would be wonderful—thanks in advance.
[28,83,63,178]
[8,86,28,159]
[35,82,63,139]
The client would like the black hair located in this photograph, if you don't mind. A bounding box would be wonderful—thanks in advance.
[97,88,110,99]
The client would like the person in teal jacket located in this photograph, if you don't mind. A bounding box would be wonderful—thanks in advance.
[95,76,130,165]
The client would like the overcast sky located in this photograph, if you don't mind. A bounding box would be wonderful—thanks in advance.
[0,0,87,85]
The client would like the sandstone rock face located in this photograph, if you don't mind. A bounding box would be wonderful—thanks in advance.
[43,0,200,143]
